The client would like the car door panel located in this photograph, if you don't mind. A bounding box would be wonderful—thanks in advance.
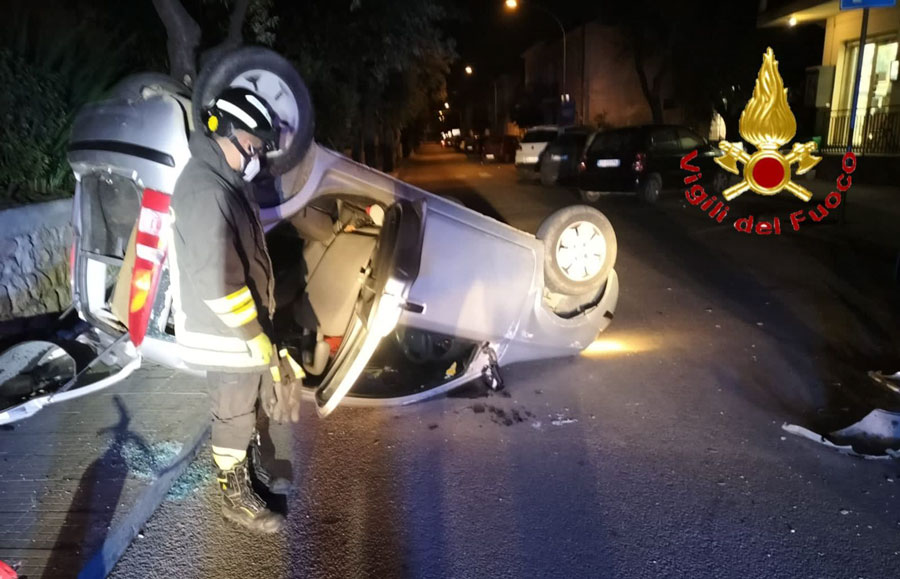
[313,199,425,416]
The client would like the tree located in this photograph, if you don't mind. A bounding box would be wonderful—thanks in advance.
[599,0,688,125]
[273,0,455,166]
[150,0,277,86]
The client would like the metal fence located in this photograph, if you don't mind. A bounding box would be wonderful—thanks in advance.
[821,106,900,155]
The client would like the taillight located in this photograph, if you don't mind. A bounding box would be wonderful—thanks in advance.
[69,241,76,281]
[633,152,647,173]
[128,188,172,347]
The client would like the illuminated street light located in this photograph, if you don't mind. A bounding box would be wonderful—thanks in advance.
[504,0,566,99]
[788,16,797,26]
[465,65,473,75]
[444,102,450,109]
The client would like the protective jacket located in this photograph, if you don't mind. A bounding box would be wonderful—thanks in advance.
[170,133,275,372]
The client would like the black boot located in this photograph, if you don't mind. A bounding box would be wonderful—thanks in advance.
[249,430,292,495]
[217,459,285,533]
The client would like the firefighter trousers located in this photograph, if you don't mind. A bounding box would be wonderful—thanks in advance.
[207,370,267,454]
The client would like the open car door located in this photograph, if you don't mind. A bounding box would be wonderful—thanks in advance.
[314,199,425,417]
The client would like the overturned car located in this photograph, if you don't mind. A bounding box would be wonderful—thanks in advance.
[0,49,618,424]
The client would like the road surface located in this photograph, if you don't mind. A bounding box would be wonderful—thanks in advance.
[109,145,900,579]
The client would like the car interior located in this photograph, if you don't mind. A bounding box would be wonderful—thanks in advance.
[266,195,480,396]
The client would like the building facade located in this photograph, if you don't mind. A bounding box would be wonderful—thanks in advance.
[760,0,900,155]
[520,21,681,130]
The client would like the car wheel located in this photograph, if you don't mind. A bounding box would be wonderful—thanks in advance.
[537,205,617,296]
[639,173,662,204]
[579,189,601,203]
[192,47,315,176]
[540,166,558,186]
[711,170,728,195]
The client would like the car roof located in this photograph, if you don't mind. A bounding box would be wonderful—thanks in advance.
[525,125,559,132]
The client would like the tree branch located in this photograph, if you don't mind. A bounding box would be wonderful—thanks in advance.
[151,0,202,86]
[201,0,250,69]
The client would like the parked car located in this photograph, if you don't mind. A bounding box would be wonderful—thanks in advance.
[576,125,727,204]
[465,135,486,157]
[481,135,518,163]
[539,128,594,186]
[515,125,559,179]
[0,48,620,425]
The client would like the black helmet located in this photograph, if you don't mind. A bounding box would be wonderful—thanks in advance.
[204,87,278,149]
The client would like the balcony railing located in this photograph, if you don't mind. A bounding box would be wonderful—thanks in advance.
[821,106,900,156]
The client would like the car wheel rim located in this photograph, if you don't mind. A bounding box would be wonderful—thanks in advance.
[555,221,607,282]
[230,69,301,155]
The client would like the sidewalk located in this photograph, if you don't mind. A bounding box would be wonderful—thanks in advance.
[0,363,207,578]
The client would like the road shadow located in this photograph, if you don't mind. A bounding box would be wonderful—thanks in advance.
[41,397,149,579]
[426,178,507,224]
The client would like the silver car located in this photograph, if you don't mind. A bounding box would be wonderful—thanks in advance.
[1,49,618,423]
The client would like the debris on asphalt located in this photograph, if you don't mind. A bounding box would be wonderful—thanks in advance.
[551,414,578,426]
[830,409,900,451]
[867,371,900,396]
[781,421,900,460]
[118,438,212,500]
[840,509,850,516]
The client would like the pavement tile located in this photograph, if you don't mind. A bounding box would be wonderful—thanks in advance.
[0,362,206,577]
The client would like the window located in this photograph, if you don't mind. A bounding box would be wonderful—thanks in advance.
[840,36,898,111]
[522,130,559,143]
[678,129,706,151]
[588,130,641,154]
[649,128,680,153]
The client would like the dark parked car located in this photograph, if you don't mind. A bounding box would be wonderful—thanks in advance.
[576,125,727,204]
[481,135,518,163]
[540,129,593,186]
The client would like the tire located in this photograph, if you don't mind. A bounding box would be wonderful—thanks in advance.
[579,189,601,203]
[540,164,558,186]
[639,173,662,204]
[536,205,618,296]
[192,47,315,176]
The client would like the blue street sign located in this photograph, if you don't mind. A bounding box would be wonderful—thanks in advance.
[841,0,896,9]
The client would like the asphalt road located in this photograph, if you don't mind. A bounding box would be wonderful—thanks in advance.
[110,145,900,579]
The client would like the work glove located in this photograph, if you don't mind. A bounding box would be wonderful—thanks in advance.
[247,332,275,366]
[263,347,305,424]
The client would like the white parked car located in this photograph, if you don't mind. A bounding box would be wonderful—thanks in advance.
[515,125,559,179]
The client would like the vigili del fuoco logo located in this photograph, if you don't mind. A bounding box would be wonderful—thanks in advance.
[681,48,857,235]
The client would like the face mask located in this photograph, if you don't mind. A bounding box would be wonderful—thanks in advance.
[242,154,261,182]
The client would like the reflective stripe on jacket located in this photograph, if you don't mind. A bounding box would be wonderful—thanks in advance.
[169,133,275,373]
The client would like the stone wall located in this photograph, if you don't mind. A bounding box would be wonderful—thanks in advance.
[0,199,73,322]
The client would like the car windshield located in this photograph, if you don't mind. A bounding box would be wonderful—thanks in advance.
[522,130,558,143]
[589,130,641,154]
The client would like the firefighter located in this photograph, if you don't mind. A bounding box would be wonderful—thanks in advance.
[170,87,303,533]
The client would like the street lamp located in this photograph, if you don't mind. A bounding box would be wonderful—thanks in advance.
[444,102,450,110]
[504,0,566,98]
[465,65,473,75]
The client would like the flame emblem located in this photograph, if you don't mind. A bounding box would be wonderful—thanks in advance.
[715,48,820,201]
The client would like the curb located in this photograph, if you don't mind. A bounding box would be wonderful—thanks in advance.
[77,424,211,579]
